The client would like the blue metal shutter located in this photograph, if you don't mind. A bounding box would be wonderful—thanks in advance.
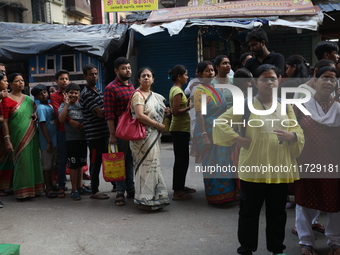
[267,30,314,64]
[136,27,199,103]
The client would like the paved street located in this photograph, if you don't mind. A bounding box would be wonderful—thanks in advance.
[0,142,330,255]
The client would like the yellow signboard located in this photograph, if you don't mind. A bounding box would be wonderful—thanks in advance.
[104,0,158,12]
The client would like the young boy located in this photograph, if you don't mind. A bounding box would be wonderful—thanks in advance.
[31,84,58,198]
[58,83,89,201]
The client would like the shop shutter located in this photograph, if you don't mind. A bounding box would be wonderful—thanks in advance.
[267,31,314,65]
[137,27,199,102]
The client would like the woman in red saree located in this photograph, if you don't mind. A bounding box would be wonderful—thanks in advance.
[0,72,13,197]
[2,73,44,199]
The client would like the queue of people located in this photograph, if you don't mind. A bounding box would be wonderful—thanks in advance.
[0,27,340,254]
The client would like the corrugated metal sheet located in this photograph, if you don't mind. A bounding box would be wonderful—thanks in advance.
[267,31,314,65]
[137,27,198,102]
[318,3,340,12]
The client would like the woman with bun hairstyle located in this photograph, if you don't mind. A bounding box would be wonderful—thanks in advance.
[168,65,195,200]
[130,67,170,210]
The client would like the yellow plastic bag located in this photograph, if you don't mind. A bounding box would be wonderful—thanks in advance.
[102,145,126,182]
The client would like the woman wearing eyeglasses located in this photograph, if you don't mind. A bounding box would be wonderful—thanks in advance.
[213,64,304,255]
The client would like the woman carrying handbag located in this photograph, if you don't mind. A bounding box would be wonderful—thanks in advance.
[129,67,170,211]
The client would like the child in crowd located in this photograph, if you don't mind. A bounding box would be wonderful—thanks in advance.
[58,83,90,201]
[31,84,58,199]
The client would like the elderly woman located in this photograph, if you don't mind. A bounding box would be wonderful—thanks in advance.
[2,73,44,200]
[130,67,170,211]
[213,64,304,255]
[293,66,340,255]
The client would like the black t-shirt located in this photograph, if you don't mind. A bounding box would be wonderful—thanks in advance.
[244,51,285,77]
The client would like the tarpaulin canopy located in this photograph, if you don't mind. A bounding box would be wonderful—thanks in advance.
[130,0,323,36]
[0,22,128,62]
[147,0,319,23]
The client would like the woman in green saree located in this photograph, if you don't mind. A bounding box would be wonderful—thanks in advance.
[2,73,44,199]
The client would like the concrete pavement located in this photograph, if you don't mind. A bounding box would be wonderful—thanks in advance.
[0,142,330,255]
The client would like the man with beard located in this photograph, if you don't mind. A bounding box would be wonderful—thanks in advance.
[104,57,135,206]
[244,28,285,78]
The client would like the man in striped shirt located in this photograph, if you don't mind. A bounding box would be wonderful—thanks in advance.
[80,64,110,200]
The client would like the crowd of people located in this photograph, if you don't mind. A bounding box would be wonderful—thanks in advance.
[0,27,340,254]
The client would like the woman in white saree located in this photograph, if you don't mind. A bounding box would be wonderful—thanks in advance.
[130,67,170,211]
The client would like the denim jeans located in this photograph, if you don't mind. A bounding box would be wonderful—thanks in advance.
[116,138,134,193]
[57,130,67,189]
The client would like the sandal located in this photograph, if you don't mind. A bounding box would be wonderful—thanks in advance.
[82,183,91,190]
[312,223,325,234]
[90,192,109,200]
[300,244,318,255]
[0,190,8,197]
[329,244,340,255]
[126,189,135,199]
[45,188,57,199]
[172,191,193,201]
[57,188,66,199]
[183,187,196,193]
[115,192,126,206]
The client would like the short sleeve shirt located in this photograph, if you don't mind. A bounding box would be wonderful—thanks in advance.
[169,86,190,132]
[36,104,57,150]
[104,78,135,127]
[58,101,85,141]
[80,86,109,140]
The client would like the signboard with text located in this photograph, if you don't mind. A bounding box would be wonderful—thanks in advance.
[104,0,158,12]
[146,0,319,23]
